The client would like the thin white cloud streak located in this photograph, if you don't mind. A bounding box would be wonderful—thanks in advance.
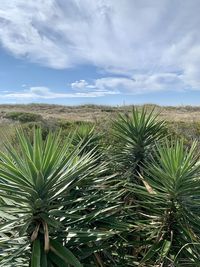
[0,0,200,91]
[2,86,118,100]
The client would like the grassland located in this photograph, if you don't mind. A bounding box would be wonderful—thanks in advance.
[1,103,200,123]
[1,103,200,146]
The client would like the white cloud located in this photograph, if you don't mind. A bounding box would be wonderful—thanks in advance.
[71,73,187,94]
[30,86,50,95]
[71,80,92,90]
[0,0,200,91]
[2,86,118,100]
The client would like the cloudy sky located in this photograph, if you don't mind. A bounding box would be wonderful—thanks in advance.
[0,0,200,105]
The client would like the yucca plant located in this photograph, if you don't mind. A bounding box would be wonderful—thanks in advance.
[93,107,167,265]
[130,139,200,266]
[112,107,167,180]
[0,128,126,266]
[72,124,103,156]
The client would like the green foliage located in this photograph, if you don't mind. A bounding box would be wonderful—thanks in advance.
[72,124,103,156]
[0,128,125,266]
[4,112,43,123]
[1,107,200,266]
[131,140,200,266]
[57,120,94,130]
[112,107,167,179]
[168,121,200,147]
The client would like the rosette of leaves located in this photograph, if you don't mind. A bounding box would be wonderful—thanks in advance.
[0,128,127,266]
[130,140,200,266]
[112,107,167,180]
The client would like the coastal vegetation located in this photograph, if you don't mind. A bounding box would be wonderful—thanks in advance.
[0,105,200,266]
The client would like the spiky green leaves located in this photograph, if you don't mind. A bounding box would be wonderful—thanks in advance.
[0,128,120,266]
[112,107,167,177]
[132,140,200,265]
[30,238,83,267]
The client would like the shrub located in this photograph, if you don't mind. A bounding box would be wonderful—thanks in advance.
[4,111,43,123]
[0,128,125,266]
[132,140,200,266]
[111,107,167,177]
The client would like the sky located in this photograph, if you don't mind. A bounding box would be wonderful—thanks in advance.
[0,0,200,106]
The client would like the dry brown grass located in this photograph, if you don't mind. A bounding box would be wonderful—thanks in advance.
[0,103,200,124]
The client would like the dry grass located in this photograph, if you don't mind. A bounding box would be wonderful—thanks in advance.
[0,103,200,124]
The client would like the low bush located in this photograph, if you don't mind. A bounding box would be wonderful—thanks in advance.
[4,111,43,123]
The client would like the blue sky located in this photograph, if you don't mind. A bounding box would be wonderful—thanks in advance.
[0,0,200,106]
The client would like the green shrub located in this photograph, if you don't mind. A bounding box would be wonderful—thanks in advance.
[4,111,43,123]
[56,119,74,129]
[57,119,93,129]
[0,128,124,266]
[111,107,167,177]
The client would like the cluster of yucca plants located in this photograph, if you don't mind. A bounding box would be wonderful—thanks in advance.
[1,107,200,266]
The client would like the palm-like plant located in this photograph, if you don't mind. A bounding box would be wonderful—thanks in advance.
[104,107,168,264]
[72,124,103,156]
[110,107,200,266]
[112,107,167,179]
[130,140,200,266]
[0,128,125,266]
